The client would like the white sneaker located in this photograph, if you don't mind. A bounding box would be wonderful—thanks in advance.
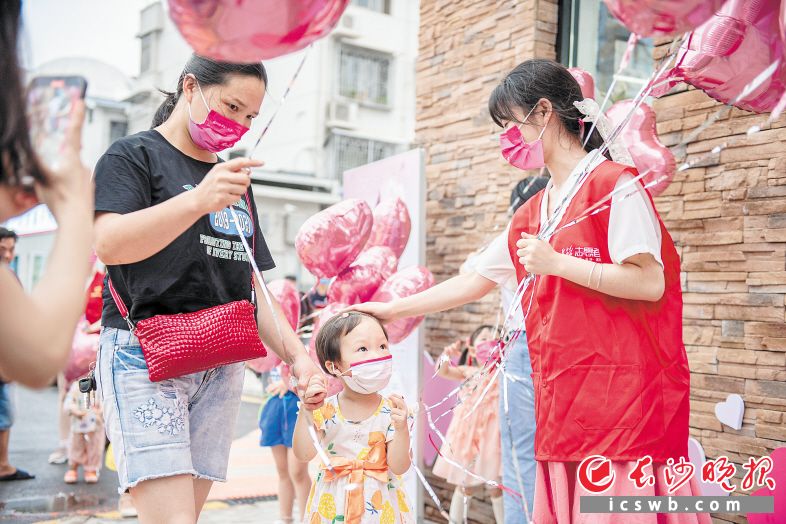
[48,449,67,465]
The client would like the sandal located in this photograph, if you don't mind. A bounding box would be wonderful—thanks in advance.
[84,470,99,484]
[0,469,35,481]
[64,469,78,484]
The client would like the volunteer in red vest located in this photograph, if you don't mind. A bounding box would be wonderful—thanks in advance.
[489,59,709,523]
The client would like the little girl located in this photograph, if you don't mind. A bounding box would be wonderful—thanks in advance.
[63,379,104,484]
[293,311,413,524]
[432,324,504,524]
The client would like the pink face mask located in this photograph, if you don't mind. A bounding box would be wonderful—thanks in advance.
[499,106,547,170]
[474,339,502,365]
[188,81,249,153]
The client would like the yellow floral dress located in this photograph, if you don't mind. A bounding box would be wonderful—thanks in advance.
[304,395,413,524]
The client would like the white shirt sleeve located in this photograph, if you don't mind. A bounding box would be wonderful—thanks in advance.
[465,225,518,292]
[608,173,663,266]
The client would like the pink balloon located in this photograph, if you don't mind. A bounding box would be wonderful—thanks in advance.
[652,0,786,113]
[605,100,676,197]
[748,447,786,523]
[247,279,301,374]
[168,0,349,63]
[327,246,398,305]
[366,198,412,258]
[371,266,435,344]
[65,320,99,383]
[603,0,726,37]
[567,67,595,100]
[296,199,373,279]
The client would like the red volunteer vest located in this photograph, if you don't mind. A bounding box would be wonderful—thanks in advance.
[507,160,689,463]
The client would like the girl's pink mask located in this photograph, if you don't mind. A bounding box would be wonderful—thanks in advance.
[188,81,249,153]
[474,339,502,365]
[499,106,547,170]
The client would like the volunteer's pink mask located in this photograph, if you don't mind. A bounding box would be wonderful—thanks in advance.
[188,80,249,153]
[500,106,547,170]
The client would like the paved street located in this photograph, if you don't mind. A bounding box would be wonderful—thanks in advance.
[0,375,281,523]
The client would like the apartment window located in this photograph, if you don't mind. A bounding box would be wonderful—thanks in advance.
[351,0,390,13]
[109,121,128,144]
[339,46,391,106]
[140,33,153,73]
[559,0,653,103]
[331,133,396,177]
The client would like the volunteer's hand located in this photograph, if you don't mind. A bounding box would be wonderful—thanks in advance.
[345,302,397,324]
[388,394,409,431]
[192,157,263,214]
[516,232,561,276]
[291,354,326,410]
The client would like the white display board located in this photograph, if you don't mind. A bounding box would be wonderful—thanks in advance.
[343,149,425,521]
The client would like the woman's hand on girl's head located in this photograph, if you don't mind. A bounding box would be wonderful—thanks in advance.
[516,232,563,276]
[191,157,263,214]
[344,302,396,323]
[36,100,93,222]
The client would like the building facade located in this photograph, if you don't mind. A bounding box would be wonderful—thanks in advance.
[416,1,785,523]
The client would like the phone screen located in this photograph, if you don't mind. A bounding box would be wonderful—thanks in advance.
[26,76,87,172]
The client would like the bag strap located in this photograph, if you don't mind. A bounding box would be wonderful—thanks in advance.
[107,191,258,329]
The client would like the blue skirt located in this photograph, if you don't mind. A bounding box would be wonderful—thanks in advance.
[258,391,299,448]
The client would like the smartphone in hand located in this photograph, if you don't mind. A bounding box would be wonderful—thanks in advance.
[26,75,87,174]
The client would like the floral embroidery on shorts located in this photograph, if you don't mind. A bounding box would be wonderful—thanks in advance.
[133,398,185,436]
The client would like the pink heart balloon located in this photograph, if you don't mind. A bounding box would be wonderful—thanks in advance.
[652,0,786,114]
[328,246,398,305]
[247,279,301,374]
[366,198,412,258]
[605,99,676,197]
[296,199,373,279]
[567,67,595,100]
[748,447,786,524]
[65,320,99,383]
[168,0,349,63]
[371,266,435,344]
[603,0,726,37]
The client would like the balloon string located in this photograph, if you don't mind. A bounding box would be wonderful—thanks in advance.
[250,45,312,156]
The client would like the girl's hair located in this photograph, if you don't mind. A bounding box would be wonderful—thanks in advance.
[488,59,610,159]
[458,324,496,366]
[314,311,389,374]
[151,54,268,128]
[0,1,48,187]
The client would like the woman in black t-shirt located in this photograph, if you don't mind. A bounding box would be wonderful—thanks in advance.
[93,55,326,522]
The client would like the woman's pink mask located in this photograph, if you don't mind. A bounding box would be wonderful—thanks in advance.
[188,81,249,153]
[499,106,547,170]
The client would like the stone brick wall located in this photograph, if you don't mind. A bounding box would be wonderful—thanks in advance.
[416,0,558,521]
[652,43,786,524]
[416,3,786,523]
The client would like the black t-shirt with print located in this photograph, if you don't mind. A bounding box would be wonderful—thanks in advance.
[94,129,275,329]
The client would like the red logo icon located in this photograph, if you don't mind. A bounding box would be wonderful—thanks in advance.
[578,455,615,493]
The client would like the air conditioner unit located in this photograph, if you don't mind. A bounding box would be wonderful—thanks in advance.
[332,14,361,39]
[327,100,359,129]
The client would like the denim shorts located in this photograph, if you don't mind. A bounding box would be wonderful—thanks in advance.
[96,327,244,493]
[0,382,12,430]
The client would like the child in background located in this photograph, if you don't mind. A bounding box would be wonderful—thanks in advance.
[63,380,103,484]
[259,364,312,524]
[293,311,413,524]
[432,325,504,524]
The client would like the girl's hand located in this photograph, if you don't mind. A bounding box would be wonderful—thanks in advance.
[516,232,562,276]
[458,365,476,379]
[442,340,463,359]
[389,394,409,431]
[266,380,289,399]
[291,354,327,410]
[345,302,397,324]
[191,157,263,214]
